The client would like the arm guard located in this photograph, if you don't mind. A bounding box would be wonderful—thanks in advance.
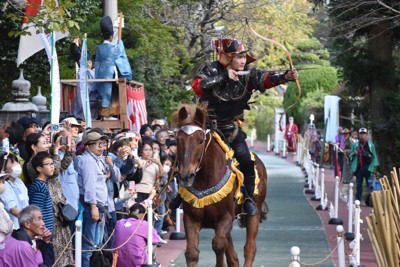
[199,73,228,92]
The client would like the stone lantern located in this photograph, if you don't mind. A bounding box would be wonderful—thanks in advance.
[0,70,49,127]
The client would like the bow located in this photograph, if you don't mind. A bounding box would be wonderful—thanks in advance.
[246,19,302,130]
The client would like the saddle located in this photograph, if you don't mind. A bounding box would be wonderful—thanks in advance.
[178,131,260,208]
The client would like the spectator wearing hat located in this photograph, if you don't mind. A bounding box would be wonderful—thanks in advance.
[95,16,132,120]
[75,131,121,266]
[350,128,379,202]
[62,117,83,139]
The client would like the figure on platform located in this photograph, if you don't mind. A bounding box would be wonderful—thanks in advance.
[284,117,298,153]
[191,38,298,215]
[70,37,100,121]
[95,16,132,120]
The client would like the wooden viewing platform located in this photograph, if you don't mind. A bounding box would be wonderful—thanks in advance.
[60,78,144,130]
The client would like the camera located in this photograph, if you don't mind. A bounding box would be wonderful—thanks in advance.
[50,123,64,132]
[60,137,68,146]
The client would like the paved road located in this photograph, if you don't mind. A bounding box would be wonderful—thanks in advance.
[171,152,334,267]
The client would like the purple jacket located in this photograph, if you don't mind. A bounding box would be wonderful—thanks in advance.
[0,235,43,267]
[114,218,161,267]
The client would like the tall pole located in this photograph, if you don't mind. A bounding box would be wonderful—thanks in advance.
[102,0,118,42]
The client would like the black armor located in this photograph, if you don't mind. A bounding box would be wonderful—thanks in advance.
[195,60,287,215]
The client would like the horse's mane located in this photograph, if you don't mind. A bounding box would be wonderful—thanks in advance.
[172,102,208,128]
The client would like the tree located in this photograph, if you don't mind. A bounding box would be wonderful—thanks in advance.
[244,92,282,140]
[0,0,99,104]
[325,0,400,173]
[283,38,338,132]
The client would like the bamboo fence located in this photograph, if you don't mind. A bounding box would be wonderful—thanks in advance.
[366,167,400,267]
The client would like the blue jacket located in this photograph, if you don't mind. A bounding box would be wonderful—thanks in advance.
[95,40,132,80]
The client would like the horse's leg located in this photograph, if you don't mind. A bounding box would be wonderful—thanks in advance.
[212,216,238,267]
[225,232,239,267]
[243,214,261,267]
[184,216,201,267]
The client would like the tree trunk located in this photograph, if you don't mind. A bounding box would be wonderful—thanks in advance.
[368,20,394,175]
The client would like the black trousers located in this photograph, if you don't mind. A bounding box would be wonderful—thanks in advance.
[222,128,255,194]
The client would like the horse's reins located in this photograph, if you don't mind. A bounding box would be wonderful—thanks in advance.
[178,125,212,174]
[153,157,178,210]
[153,127,211,210]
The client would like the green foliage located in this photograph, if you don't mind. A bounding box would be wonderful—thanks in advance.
[283,66,337,114]
[5,0,80,36]
[295,38,323,51]
[117,0,194,121]
[297,88,325,129]
[244,93,282,140]
[282,36,338,132]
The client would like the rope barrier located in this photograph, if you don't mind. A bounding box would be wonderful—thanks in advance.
[298,238,342,266]
[49,206,154,266]
[288,233,346,267]
[51,231,76,267]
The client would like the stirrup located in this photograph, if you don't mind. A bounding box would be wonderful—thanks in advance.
[244,197,257,216]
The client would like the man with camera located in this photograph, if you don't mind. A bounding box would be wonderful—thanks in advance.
[350,127,379,202]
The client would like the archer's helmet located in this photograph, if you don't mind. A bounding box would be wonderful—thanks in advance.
[215,38,256,66]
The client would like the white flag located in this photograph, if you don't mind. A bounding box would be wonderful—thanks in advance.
[16,0,68,67]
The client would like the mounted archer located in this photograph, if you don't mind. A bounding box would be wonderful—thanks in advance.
[191,38,298,215]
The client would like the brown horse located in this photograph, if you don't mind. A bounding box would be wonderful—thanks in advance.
[172,104,268,267]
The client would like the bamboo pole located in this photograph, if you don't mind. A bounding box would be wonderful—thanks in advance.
[392,168,400,199]
[367,217,386,267]
[367,167,400,267]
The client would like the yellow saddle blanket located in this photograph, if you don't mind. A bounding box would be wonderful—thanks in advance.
[179,132,259,208]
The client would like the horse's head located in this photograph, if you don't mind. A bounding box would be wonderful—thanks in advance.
[173,104,208,188]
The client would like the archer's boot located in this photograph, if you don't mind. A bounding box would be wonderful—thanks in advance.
[169,193,182,210]
[244,175,257,216]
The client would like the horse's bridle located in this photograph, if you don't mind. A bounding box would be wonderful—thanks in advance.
[178,125,212,174]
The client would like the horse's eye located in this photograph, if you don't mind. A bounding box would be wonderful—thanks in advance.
[199,139,204,145]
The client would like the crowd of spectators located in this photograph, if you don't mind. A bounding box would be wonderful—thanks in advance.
[0,116,179,267]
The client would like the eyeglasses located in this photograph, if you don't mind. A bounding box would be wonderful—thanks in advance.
[42,162,54,166]
[90,141,107,146]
